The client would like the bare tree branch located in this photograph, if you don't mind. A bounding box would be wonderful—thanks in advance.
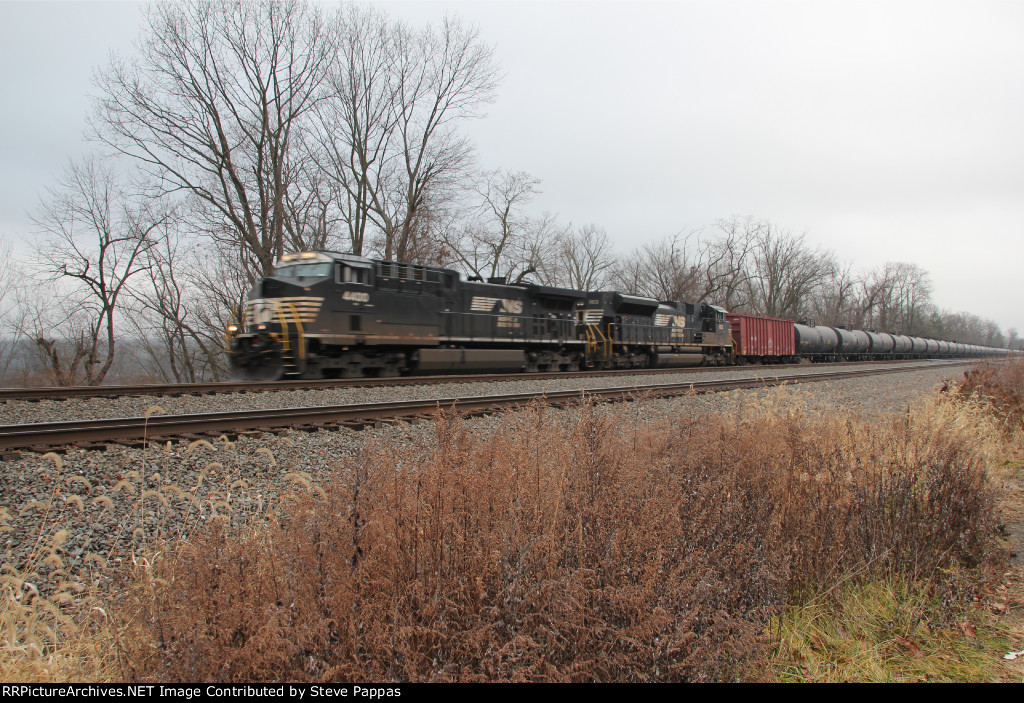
[313,9,499,260]
[91,0,337,281]
[27,157,165,385]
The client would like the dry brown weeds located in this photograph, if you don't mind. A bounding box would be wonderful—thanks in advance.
[949,359,1024,436]
[108,389,1005,682]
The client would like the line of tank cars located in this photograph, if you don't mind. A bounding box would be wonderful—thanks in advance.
[227,251,1011,380]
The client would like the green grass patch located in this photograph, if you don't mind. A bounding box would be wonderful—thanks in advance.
[773,578,1011,682]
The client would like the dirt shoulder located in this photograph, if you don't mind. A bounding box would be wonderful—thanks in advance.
[996,453,1024,682]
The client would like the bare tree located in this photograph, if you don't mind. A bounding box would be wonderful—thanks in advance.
[810,260,860,327]
[541,223,616,291]
[126,221,241,383]
[188,245,254,366]
[931,309,1006,346]
[282,153,337,255]
[439,170,555,283]
[314,8,499,260]
[888,262,932,334]
[705,217,759,310]
[983,319,1005,348]
[856,265,893,331]
[27,158,165,385]
[610,231,713,302]
[855,262,933,334]
[0,238,23,382]
[746,223,833,319]
[312,4,399,257]
[92,0,337,280]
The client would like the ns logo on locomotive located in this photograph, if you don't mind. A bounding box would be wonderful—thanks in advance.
[226,251,1010,381]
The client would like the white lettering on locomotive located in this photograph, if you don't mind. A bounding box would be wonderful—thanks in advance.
[342,291,370,303]
[471,296,524,314]
[654,314,688,327]
[470,296,499,311]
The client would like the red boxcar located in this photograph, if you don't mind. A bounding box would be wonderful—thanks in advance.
[726,313,796,362]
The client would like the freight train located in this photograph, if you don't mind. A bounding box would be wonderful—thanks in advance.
[227,251,1009,380]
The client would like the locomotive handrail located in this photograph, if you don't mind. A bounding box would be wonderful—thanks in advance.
[270,300,293,361]
[582,323,612,368]
[270,299,306,377]
[284,301,306,362]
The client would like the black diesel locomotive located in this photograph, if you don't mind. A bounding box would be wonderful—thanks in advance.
[227,251,1006,380]
[227,251,732,379]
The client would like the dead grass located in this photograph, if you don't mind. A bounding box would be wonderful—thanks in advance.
[0,422,269,683]
[3,367,1020,682]
[773,577,1009,682]
[948,359,1024,437]
[110,389,1005,682]
[774,358,1024,683]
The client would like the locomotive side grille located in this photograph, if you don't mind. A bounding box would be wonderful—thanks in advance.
[245,297,324,326]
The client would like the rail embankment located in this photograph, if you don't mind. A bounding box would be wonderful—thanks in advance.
[1,361,1022,682]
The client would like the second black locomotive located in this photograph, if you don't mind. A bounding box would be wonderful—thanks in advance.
[227,251,732,380]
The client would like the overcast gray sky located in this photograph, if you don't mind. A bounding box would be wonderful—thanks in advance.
[2,0,1022,333]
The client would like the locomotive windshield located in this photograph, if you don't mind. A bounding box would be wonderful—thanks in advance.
[273,262,332,280]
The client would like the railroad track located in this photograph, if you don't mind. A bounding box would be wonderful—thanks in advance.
[0,358,962,403]
[0,362,967,454]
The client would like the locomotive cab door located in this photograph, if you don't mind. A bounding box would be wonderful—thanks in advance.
[332,261,374,341]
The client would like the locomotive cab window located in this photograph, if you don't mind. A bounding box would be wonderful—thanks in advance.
[273,262,332,280]
[338,265,369,285]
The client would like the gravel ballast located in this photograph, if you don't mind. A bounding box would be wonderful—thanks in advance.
[0,361,963,425]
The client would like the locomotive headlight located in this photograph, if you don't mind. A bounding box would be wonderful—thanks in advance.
[227,325,238,334]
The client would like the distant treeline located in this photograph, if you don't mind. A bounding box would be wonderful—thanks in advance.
[0,0,1015,387]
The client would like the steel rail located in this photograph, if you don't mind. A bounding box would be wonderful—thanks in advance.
[0,362,967,452]
[0,359,968,403]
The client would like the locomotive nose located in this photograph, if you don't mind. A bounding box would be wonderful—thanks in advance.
[228,330,284,381]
